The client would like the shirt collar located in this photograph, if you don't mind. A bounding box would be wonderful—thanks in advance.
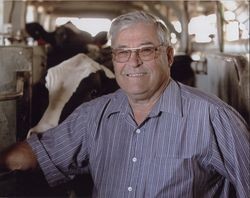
[106,89,131,116]
[150,79,183,117]
[106,79,183,117]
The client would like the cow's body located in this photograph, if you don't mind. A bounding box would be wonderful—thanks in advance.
[28,53,118,136]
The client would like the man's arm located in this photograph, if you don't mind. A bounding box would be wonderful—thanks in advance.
[210,107,250,197]
[0,141,38,171]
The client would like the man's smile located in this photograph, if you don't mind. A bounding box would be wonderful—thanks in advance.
[124,72,147,77]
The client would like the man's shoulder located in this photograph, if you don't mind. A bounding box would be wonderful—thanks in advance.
[178,82,229,109]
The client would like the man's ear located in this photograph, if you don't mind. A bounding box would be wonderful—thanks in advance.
[167,46,174,67]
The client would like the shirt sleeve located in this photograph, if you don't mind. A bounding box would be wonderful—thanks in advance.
[209,105,250,198]
[27,105,90,187]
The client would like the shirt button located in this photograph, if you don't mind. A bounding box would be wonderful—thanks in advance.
[128,186,133,192]
[132,157,137,162]
[135,129,141,134]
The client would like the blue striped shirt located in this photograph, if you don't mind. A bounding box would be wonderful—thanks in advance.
[27,80,250,198]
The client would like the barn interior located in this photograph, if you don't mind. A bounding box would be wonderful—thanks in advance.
[0,0,249,197]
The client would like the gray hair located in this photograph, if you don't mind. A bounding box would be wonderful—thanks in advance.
[108,11,170,46]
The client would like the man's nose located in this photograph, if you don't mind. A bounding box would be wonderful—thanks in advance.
[129,51,143,67]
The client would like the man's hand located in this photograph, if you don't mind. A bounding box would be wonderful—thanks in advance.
[0,141,38,171]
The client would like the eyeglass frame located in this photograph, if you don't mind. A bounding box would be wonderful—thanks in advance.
[111,43,166,63]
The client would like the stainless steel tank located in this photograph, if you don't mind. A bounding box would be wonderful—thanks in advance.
[0,46,46,152]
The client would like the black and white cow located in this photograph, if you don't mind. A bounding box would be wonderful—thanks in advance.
[26,22,116,129]
[28,53,118,137]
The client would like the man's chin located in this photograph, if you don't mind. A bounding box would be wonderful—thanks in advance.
[126,90,150,100]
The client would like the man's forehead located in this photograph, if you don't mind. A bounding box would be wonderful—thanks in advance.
[112,23,158,47]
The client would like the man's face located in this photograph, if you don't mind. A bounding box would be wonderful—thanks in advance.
[112,22,173,101]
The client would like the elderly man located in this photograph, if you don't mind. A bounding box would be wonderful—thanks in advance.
[1,11,249,198]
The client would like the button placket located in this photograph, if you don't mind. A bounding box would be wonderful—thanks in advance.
[132,128,140,164]
[126,127,144,196]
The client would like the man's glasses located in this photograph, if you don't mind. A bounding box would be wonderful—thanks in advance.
[112,44,165,63]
